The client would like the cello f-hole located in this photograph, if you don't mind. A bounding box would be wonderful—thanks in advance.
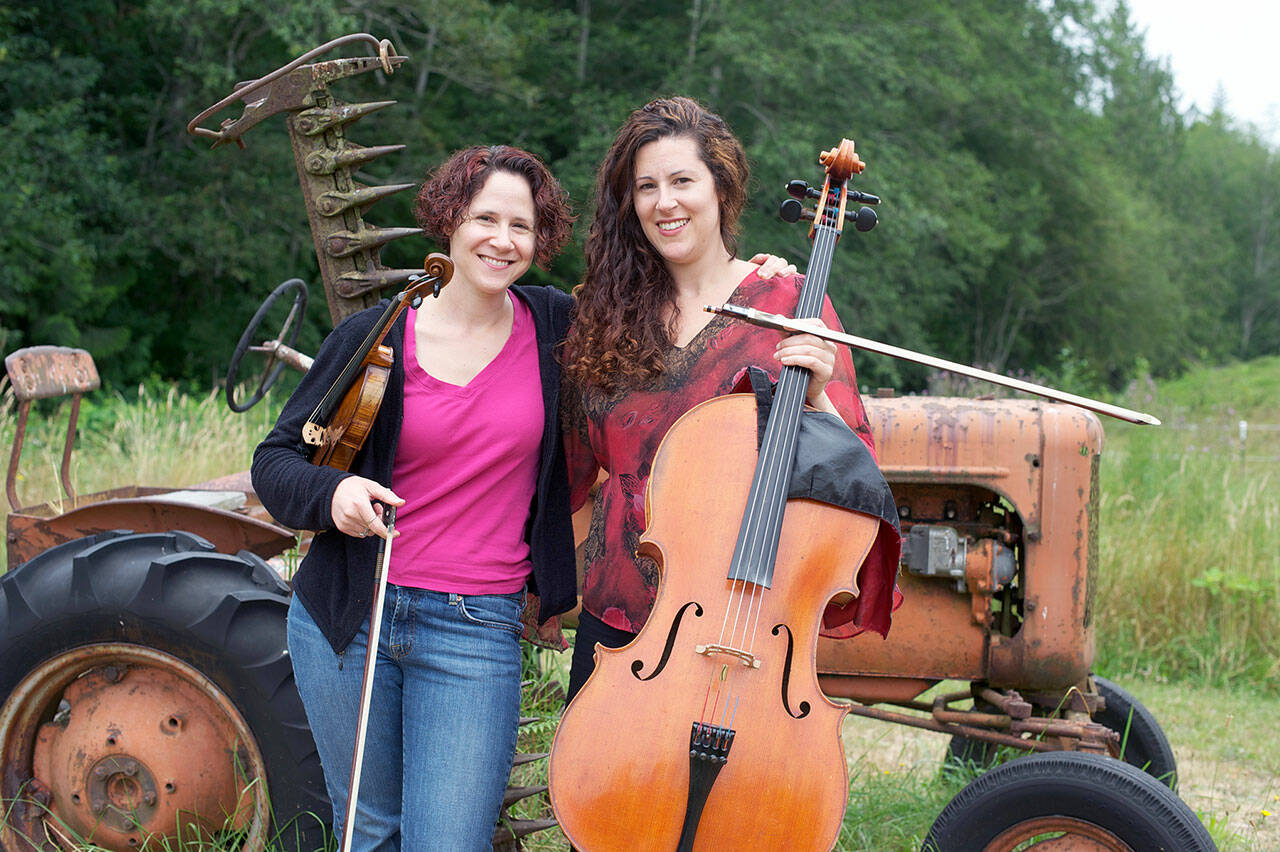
[631,600,703,681]
[772,623,811,719]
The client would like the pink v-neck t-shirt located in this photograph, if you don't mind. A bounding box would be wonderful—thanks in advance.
[387,297,543,594]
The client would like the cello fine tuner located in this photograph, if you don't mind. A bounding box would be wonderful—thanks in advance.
[695,643,761,669]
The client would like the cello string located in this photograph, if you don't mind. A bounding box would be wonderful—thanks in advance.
[739,221,837,656]
[732,222,831,655]
[715,192,843,727]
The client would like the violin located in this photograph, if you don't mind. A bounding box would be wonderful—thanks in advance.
[548,141,882,851]
[302,253,453,470]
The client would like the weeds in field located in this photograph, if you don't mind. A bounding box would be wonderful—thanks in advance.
[1,380,280,513]
[1096,410,1280,692]
[0,381,281,572]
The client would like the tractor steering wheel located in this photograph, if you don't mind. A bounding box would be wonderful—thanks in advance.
[225,278,309,412]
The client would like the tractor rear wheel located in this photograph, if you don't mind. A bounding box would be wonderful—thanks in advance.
[924,751,1214,851]
[0,531,328,852]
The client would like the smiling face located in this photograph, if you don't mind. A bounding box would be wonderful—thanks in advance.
[448,169,537,295]
[632,135,725,269]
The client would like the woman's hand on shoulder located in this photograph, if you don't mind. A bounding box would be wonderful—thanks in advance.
[748,253,798,280]
[330,476,405,540]
[775,318,840,414]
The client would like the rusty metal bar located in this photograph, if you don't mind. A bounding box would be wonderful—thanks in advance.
[844,703,1053,753]
[6,399,30,512]
[59,394,81,503]
[977,686,1033,719]
[253,340,314,373]
[186,34,401,145]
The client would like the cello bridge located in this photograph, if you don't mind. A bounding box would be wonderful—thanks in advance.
[695,644,760,668]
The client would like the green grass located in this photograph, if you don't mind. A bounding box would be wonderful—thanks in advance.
[1093,361,1280,692]
[1,379,281,512]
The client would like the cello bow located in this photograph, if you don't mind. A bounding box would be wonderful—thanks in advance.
[705,303,1161,426]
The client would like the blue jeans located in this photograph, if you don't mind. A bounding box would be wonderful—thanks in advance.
[287,586,524,852]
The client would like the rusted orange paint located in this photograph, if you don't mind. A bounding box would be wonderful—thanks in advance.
[818,397,1103,699]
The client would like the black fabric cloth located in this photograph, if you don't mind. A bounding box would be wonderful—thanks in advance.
[251,284,578,654]
[743,366,899,535]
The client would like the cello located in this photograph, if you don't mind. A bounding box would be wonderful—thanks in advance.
[548,140,887,851]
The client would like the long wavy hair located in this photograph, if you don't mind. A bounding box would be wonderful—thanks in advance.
[414,145,574,270]
[564,97,749,391]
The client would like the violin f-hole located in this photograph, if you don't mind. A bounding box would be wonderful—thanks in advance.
[630,600,702,681]
[772,623,811,719]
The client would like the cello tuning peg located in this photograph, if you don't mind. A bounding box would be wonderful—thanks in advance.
[779,198,815,224]
[786,180,821,200]
[847,205,877,232]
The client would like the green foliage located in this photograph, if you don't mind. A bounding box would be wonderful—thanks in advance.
[1,0,1278,392]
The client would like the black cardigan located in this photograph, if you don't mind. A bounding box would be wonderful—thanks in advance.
[251,284,577,654]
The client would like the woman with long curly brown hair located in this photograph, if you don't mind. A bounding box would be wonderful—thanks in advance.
[561,96,899,701]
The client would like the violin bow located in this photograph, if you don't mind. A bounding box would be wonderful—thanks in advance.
[340,504,397,852]
[706,303,1161,426]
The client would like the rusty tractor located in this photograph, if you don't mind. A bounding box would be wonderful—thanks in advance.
[1,34,1213,852]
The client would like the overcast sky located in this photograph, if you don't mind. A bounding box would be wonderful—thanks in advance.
[1120,0,1280,143]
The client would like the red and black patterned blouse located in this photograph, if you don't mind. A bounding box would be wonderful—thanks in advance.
[564,270,899,637]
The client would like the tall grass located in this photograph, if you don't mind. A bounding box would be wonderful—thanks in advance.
[1094,364,1280,692]
[1,379,280,511]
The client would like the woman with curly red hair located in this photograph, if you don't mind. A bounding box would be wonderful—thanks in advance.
[561,97,898,701]
[253,145,577,851]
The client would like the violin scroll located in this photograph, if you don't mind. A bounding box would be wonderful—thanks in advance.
[422,252,454,296]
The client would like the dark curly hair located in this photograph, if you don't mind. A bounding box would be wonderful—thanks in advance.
[564,97,749,391]
[414,145,574,269]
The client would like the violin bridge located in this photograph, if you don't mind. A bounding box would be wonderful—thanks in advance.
[694,643,761,668]
[302,422,324,446]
